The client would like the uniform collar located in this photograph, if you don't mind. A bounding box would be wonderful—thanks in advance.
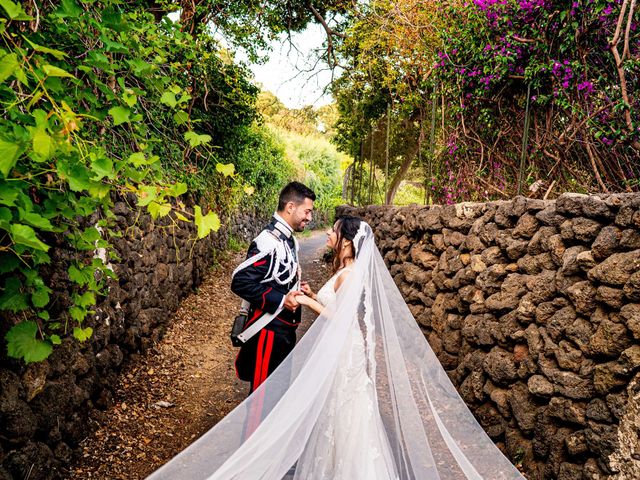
[273,212,293,238]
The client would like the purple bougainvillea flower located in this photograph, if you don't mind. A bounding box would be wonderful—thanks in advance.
[578,81,594,94]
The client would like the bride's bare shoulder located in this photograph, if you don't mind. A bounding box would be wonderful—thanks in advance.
[334,267,353,292]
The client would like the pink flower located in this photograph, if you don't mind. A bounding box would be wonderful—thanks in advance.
[577,81,594,94]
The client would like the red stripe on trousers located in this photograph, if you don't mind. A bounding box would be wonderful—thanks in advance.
[252,330,267,390]
[260,331,275,385]
[246,330,269,437]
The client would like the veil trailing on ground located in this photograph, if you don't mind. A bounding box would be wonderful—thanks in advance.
[147,223,525,480]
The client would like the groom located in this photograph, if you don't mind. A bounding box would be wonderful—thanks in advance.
[231,181,315,393]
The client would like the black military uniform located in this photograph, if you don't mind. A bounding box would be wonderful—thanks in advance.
[231,213,301,393]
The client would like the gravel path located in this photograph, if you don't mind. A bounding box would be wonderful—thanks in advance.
[66,230,331,479]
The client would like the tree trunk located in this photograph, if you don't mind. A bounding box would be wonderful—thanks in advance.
[385,141,420,204]
[343,162,354,202]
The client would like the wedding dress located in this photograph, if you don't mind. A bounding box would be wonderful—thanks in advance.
[294,268,398,480]
[147,223,525,480]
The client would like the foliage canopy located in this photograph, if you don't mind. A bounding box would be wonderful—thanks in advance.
[331,0,639,204]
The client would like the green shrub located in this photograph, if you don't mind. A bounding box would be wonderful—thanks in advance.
[0,1,281,363]
[273,128,346,223]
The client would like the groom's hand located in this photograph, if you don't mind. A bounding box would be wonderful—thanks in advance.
[284,291,302,311]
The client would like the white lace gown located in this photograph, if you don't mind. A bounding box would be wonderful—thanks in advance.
[294,269,399,480]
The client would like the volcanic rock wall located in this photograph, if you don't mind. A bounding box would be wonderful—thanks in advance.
[338,193,640,480]
[0,195,267,480]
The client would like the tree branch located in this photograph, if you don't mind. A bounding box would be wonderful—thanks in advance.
[622,0,637,61]
[585,141,609,192]
[306,3,345,69]
[511,35,536,44]
[608,0,640,150]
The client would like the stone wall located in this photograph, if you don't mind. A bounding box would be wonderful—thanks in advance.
[0,195,267,480]
[338,193,640,480]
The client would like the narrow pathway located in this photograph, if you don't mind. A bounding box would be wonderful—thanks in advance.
[67,230,330,479]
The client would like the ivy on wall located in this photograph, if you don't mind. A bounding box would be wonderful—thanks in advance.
[0,0,261,363]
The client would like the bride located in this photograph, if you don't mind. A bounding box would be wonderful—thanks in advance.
[294,216,397,479]
[147,216,525,480]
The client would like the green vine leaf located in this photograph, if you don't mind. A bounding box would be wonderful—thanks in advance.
[18,209,55,231]
[73,326,93,342]
[56,160,91,192]
[128,152,147,167]
[123,90,137,107]
[166,182,187,197]
[0,137,20,177]
[0,52,20,84]
[173,111,189,125]
[128,152,158,167]
[69,305,86,322]
[184,131,212,147]
[127,58,153,75]
[10,224,50,251]
[53,0,82,19]
[0,0,33,21]
[42,64,75,79]
[0,254,20,274]
[74,291,96,308]
[6,321,52,363]
[90,155,115,180]
[23,37,66,60]
[160,91,178,108]
[100,36,128,53]
[68,263,93,286]
[0,207,10,229]
[147,201,171,219]
[194,205,220,239]
[32,129,54,160]
[109,106,130,126]
[216,162,235,177]
[0,277,28,311]
[136,185,158,206]
[68,226,102,251]
[0,184,18,206]
[31,285,51,308]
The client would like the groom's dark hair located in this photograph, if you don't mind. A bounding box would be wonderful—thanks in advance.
[277,182,316,211]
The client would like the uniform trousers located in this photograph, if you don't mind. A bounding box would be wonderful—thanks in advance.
[235,325,296,393]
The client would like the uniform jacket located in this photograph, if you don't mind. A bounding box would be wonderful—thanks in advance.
[231,214,301,332]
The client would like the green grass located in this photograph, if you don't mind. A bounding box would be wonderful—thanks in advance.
[227,234,248,253]
[295,229,313,239]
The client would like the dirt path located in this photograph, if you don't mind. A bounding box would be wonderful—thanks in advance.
[67,230,331,479]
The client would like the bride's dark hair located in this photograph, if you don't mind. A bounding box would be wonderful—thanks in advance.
[332,215,361,273]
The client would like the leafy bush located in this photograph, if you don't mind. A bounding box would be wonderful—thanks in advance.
[432,0,640,199]
[394,182,426,206]
[331,0,639,205]
[0,1,272,363]
[233,124,296,215]
[274,128,346,223]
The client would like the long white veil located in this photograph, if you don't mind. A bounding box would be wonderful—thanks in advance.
[147,223,525,480]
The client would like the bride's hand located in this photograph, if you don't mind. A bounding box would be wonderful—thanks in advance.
[296,294,311,306]
[301,281,315,299]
